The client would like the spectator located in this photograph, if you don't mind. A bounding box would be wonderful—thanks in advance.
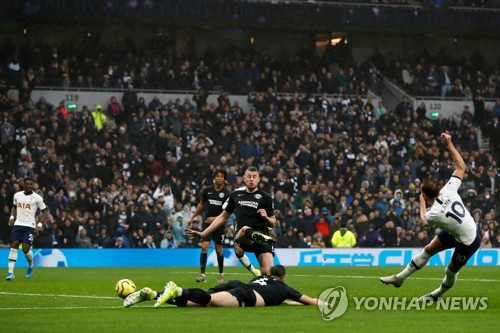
[160,230,177,248]
[358,224,384,248]
[380,220,398,247]
[331,225,357,248]
[171,213,187,247]
[277,227,301,248]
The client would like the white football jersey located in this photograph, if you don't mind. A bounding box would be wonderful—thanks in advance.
[13,191,47,228]
[425,176,476,245]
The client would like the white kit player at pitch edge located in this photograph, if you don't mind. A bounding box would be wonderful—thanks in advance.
[380,133,481,301]
[6,177,48,280]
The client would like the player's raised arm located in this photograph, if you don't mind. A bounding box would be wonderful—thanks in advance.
[440,132,466,179]
[419,193,428,224]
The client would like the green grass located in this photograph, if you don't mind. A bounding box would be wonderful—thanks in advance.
[1,266,498,333]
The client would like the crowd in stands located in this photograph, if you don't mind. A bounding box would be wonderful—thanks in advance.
[0,37,499,251]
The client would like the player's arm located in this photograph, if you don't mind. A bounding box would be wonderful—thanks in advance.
[188,210,231,238]
[297,294,322,306]
[188,201,204,227]
[38,208,48,225]
[8,206,17,226]
[441,132,466,179]
[282,300,304,305]
[257,209,276,228]
[419,194,428,225]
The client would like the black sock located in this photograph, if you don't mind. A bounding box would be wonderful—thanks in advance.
[217,254,224,274]
[183,288,211,307]
[200,253,207,274]
[244,228,255,239]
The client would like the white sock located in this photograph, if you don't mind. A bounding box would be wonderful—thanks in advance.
[8,248,18,274]
[238,254,259,274]
[25,249,34,268]
[430,268,458,297]
[397,250,431,280]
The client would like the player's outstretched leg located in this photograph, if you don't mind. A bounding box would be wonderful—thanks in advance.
[380,250,431,288]
[155,281,180,308]
[418,267,458,302]
[124,287,157,308]
[379,274,404,288]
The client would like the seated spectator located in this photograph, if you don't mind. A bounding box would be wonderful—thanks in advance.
[380,220,398,247]
[160,230,177,249]
[315,216,330,238]
[171,213,188,247]
[311,232,326,248]
[114,236,127,248]
[415,230,431,247]
[399,229,419,247]
[277,227,301,248]
[143,234,157,249]
[76,227,93,248]
[358,224,384,248]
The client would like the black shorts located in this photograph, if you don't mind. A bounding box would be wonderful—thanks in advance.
[10,225,35,245]
[207,280,256,307]
[237,241,275,257]
[201,222,225,244]
[437,230,481,268]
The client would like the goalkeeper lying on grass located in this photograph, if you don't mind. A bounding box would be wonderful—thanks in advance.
[124,265,323,308]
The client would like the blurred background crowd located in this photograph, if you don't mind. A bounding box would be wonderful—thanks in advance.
[0,0,499,251]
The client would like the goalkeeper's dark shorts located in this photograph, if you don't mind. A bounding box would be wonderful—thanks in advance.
[207,280,256,307]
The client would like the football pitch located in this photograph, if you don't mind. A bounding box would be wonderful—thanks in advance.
[1,266,498,333]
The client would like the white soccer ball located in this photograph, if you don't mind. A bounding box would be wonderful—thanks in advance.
[115,279,137,299]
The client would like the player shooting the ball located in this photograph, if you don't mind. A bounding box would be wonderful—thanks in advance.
[380,133,481,301]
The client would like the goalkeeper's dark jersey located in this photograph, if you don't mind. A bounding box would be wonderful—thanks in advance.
[224,187,274,234]
[247,275,303,306]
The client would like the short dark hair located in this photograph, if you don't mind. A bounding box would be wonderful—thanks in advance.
[213,168,227,180]
[270,265,286,278]
[246,166,259,173]
[421,178,441,199]
[23,177,34,183]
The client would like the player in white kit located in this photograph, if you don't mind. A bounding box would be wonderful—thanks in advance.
[380,133,481,301]
[6,177,48,280]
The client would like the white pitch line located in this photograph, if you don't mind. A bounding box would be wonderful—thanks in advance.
[171,271,500,282]
[0,292,116,299]
[0,306,124,311]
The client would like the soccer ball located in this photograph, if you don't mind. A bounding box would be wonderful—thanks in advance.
[115,279,136,299]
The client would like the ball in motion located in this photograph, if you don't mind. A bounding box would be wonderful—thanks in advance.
[115,279,136,299]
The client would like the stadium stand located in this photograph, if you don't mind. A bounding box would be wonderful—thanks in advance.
[0,1,498,250]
